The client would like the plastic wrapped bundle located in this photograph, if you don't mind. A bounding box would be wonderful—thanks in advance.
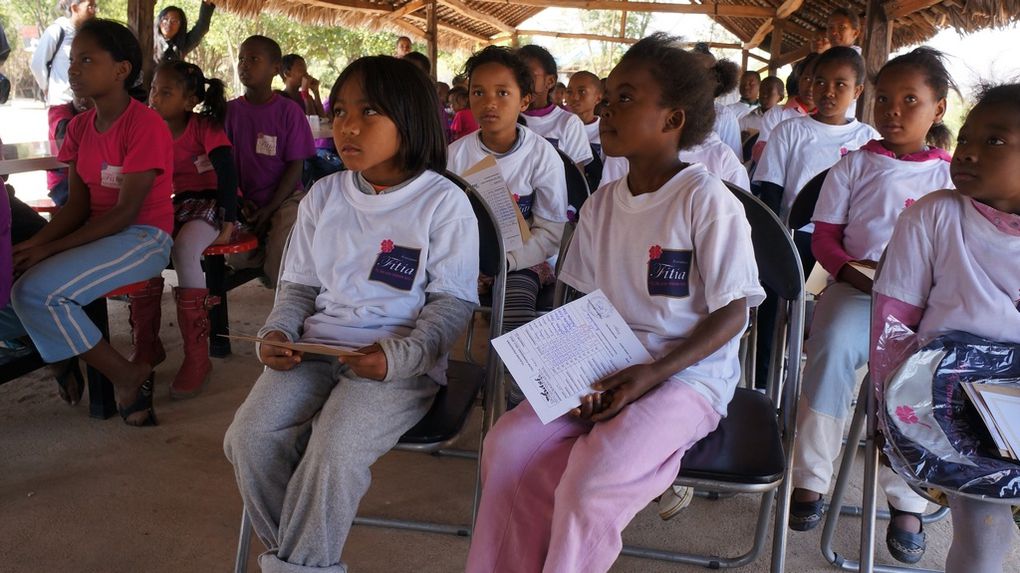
[881,331,1020,499]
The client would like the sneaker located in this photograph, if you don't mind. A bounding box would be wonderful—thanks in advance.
[658,485,695,520]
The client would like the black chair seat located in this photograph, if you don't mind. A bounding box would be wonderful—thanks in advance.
[399,360,485,445]
[679,388,785,485]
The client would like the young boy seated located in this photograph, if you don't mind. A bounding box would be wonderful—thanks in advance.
[224,35,315,287]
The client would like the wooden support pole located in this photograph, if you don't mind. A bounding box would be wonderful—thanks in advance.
[858,0,892,123]
[426,0,438,81]
[619,1,628,39]
[768,19,784,75]
[127,0,156,89]
[742,49,749,71]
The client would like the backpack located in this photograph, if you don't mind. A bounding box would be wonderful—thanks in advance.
[45,26,67,85]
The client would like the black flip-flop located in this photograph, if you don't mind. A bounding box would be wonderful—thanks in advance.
[886,505,926,564]
[52,357,85,406]
[789,496,826,531]
[118,376,158,427]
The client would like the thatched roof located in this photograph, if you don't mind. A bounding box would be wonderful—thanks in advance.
[214,0,1020,55]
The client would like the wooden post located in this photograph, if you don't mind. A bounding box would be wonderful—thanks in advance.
[858,0,892,124]
[768,19,784,75]
[511,31,520,48]
[426,0,438,81]
[127,0,156,90]
[742,49,749,72]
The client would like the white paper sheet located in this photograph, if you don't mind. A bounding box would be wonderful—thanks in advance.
[491,290,654,424]
[970,382,1020,460]
[461,155,526,253]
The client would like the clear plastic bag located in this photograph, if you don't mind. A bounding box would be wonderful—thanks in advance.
[876,327,1020,499]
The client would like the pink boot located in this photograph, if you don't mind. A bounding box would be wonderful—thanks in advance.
[170,287,220,399]
[128,276,166,367]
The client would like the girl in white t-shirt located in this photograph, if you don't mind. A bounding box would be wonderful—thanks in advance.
[517,44,593,169]
[224,55,479,573]
[753,46,878,274]
[871,83,1020,573]
[790,48,957,564]
[752,52,819,162]
[465,33,765,573]
[447,46,569,406]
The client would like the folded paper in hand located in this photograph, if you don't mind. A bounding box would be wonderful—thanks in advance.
[491,290,653,424]
[462,154,529,253]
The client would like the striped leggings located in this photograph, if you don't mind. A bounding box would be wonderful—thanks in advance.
[503,270,543,406]
[0,225,172,363]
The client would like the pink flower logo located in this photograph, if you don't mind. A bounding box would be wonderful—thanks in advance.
[380,239,394,253]
[513,193,520,203]
[904,198,916,209]
[649,245,663,260]
[840,146,849,157]
[895,405,932,429]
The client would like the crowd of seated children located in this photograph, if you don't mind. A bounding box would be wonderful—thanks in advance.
[223,35,315,288]
[739,76,784,148]
[565,70,605,189]
[517,44,593,171]
[790,48,957,565]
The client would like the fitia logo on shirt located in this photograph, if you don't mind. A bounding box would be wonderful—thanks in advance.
[647,245,692,298]
[369,239,421,291]
[514,193,534,220]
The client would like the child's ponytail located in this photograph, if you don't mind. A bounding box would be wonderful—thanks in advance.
[200,77,228,126]
[877,47,959,150]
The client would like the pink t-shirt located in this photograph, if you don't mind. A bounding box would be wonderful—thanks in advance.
[46,103,77,190]
[171,114,232,194]
[450,109,478,142]
[224,94,315,208]
[57,98,174,234]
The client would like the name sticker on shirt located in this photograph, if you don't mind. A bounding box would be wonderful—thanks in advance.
[369,239,421,291]
[255,133,278,156]
[647,245,692,298]
[194,154,214,173]
[513,193,534,220]
[100,163,124,189]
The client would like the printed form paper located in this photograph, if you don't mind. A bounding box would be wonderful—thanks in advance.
[462,155,528,253]
[491,290,653,424]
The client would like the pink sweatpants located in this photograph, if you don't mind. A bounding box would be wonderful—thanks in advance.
[465,379,722,573]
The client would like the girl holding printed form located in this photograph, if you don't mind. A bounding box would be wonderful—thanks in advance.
[789,49,956,563]
[871,83,1020,573]
[447,46,568,406]
[223,56,479,573]
[465,34,765,573]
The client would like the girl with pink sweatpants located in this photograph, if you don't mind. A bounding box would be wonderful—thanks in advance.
[465,34,765,573]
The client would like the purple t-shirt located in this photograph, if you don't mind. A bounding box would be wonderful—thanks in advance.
[225,94,315,207]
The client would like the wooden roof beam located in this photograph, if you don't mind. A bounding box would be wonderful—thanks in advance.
[471,0,774,18]
[383,0,427,20]
[403,13,492,42]
[744,0,803,50]
[884,0,943,19]
[496,30,741,49]
[441,0,515,34]
[302,0,393,14]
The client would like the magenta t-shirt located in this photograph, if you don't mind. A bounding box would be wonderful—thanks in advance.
[224,94,315,207]
[451,109,479,142]
[172,114,233,193]
[46,103,77,190]
[57,98,175,234]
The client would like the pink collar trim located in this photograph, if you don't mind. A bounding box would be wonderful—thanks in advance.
[971,199,1020,236]
[861,139,951,163]
[784,97,813,114]
[523,103,557,118]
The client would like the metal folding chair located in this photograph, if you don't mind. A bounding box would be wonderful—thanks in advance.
[615,183,807,571]
[233,172,508,572]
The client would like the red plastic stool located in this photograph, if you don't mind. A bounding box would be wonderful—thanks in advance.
[82,279,152,419]
[202,233,259,357]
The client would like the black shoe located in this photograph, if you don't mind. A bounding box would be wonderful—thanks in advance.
[886,505,926,564]
[789,496,825,531]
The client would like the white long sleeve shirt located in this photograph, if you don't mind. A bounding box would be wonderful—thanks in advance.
[30,17,76,106]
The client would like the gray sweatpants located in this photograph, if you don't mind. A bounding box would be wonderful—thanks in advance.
[223,357,439,573]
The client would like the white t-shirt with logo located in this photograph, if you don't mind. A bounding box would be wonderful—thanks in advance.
[281,169,480,381]
[447,125,569,225]
[876,190,1020,346]
[523,106,594,166]
[559,163,766,415]
[813,149,952,262]
[596,132,749,191]
[753,115,878,218]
